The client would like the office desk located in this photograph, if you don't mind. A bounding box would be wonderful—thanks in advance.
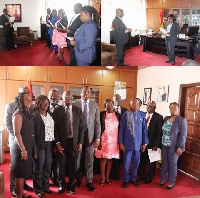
[143,36,195,59]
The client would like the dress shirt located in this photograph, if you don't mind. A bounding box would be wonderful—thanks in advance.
[166,23,172,37]
[68,13,80,28]
[114,106,121,114]
[65,105,73,138]
[146,113,153,128]
[81,99,89,125]
[50,104,55,113]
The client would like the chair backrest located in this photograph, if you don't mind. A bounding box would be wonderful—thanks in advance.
[180,27,188,34]
[17,27,30,36]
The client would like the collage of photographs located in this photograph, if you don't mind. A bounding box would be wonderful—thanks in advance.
[0,0,200,198]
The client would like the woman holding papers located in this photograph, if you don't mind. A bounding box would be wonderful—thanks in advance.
[70,6,97,66]
[52,9,68,61]
[158,102,187,190]
[48,9,59,55]
[165,14,180,65]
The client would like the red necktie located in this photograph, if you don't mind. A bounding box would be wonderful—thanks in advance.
[146,116,150,123]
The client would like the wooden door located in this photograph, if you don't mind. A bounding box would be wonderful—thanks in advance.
[102,70,120,86]
[27,66,48,82]
[85,68,102,85]
[120,70,137,88]
[67,67,86,85]
[179,86,200,179]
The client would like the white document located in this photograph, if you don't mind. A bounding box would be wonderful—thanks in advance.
[59,22,66,30]
[148,148,161,163]
[9,17,15,22]
[67,37,74,41]
[160,28,167,35]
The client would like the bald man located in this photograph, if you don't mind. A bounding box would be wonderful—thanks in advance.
[113,8,132,66]
[138,101,163,184]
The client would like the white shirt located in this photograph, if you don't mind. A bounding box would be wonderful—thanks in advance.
[114,106,121,114]
[146,113,153,128]
[166,23,172,37]
[41,113,54,141]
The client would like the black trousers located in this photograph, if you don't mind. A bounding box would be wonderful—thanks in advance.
[4,28,14,50]
[139,150,156,180]
[116,43,126,66]
[67,39,77,66]
[57,139,78,187]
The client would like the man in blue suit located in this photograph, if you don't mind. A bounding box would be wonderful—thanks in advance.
[70,6,97,66]
[119,98,149,188]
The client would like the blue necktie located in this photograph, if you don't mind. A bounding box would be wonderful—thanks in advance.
[84,102,88,131]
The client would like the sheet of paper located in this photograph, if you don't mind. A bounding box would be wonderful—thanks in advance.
[148,148,161,163]
[67,37,74,41]
[9,17,15,22]
[160,28,167,35]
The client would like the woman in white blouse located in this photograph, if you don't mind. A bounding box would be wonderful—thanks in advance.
[32,95,55,198]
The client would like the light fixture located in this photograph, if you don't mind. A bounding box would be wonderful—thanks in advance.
[106,66,115,69]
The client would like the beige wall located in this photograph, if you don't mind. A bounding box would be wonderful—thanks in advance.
[137,66,200,117]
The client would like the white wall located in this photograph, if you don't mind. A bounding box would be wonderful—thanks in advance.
[137,66,200,117]
[0,0,41,37]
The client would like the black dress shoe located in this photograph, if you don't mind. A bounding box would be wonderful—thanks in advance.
[24,183,33,191]
[58,186,65,194]
[43,189,52,194]
[69,186,76,194]
[86,183,95,191]
[165,60,171,63]
[171,62,175,65]
[130,181,140,187]
[123,182,128,188]
[143,179,152,184]
[52,179,59,187]
[10,189,16,197]
[123,64,129,66]
[166,185,174,190]
[158,182,165,187]
[74,180,81,188]
[137,177,145,182]
[37,192,45,198]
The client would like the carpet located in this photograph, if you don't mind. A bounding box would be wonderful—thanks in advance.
[0,153,200,198]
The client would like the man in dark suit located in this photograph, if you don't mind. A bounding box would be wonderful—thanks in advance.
[165,14,180,65]
[0,8,15,51]
[113,8,132,66]
[73,86,101,191]
[110,94,127,180]
[54,91,84,194]
[65,3,83,66]
[138,101,163,184]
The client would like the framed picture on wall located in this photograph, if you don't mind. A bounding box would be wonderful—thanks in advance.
[157,85,169,102]
[5,4,22,22]
[143,88,152,105]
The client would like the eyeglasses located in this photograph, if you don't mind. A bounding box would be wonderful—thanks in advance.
[41,100,49,105]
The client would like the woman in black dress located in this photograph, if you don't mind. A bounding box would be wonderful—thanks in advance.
[11,91,36,198]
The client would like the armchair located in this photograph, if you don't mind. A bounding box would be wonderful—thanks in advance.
[14,27,34,45]
[101,42,116,66]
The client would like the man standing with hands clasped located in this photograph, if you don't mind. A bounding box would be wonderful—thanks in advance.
[119,98,149,188]
[113,8,132,66]
[73,86,101,192]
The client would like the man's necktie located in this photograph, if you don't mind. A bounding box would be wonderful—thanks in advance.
[84,102,88,131]
[116,107,119,113]
[146,115,150,124]
[66,107,72,137]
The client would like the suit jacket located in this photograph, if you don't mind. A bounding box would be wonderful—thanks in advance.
[113,16,128,45]
[73,100,101,144]
[100,111,121,135]
[32,110,54,152]
[145,112,163,149]
[119,110,149,151]
[68,15,83,37]
[74,19,97,64]
[0,14,14,33]
[121,106,127,114]
[169,22,180,43]
[54,105,84,151]
[163,115,187,153]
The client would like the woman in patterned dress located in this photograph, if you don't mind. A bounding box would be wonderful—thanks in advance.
[95,99,120,185]
[52,9,68,61]
[32,95,54,197]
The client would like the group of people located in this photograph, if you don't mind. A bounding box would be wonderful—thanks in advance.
[45,3,99,66]
[5,85,187,198]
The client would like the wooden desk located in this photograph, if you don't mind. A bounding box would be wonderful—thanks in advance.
[143,36,195,59]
